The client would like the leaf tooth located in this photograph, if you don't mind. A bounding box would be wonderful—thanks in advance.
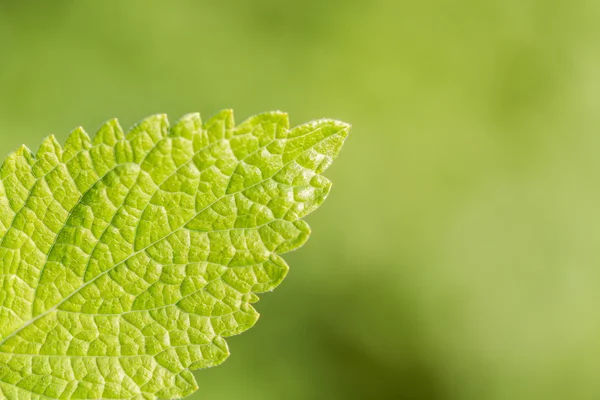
[13,144,35,162]
[0,145,35,212]
[235,111,290,140]
[32,135,62,178]
[92,118,125,146]
[170,113,202,140]
[2,145,35,181]
[126,114,170,163]
[200,109,235,146]
[62,126,92,162]
[207,108,234,126]
[36,134,61,156]
[126,113,169,141]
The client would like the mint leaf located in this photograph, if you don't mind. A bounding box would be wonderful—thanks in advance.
[0,111,349,399]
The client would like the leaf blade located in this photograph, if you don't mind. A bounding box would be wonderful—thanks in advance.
[0,111,349,399]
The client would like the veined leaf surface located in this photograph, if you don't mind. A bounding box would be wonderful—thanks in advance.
[0,111,349,399]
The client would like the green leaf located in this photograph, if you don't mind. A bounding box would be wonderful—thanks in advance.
[0,111,349,399]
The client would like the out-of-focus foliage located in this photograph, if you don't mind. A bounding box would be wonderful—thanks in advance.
[1,1,600,399]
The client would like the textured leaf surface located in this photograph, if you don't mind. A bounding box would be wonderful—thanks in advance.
[0,111,349,399]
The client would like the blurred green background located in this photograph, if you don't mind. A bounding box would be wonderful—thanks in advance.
[2,1,600,399]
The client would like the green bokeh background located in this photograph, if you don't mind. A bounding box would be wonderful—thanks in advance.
[2,1,600,399]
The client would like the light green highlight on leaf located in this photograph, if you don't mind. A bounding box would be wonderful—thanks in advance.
[0,111,349,399]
